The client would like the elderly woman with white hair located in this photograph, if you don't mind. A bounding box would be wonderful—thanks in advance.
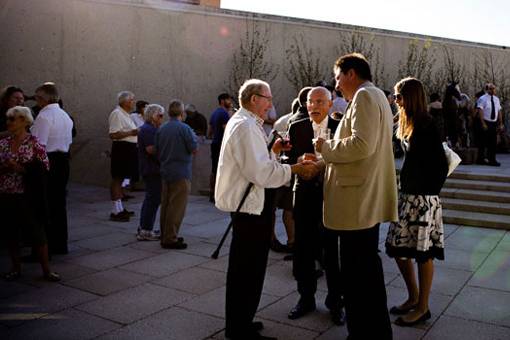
[108,91,139,222]
[0,106,60,281]
[136,104,165,241]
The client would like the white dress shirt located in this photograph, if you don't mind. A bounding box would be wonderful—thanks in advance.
[215,107,292,215]
[312,116,329,158]
[477,93,501,122]
[31,103,73,152]
[109,106,137,143]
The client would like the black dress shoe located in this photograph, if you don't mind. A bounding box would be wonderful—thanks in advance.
[394,310,431,327]
[288,301,316,320]
[122,209,135,216]
[250,321,264,332]
[330,308,346,326]
[270,239,287,253]
[488,161,501,167]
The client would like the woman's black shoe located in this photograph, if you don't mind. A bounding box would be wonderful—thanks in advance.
[394,310,431,327]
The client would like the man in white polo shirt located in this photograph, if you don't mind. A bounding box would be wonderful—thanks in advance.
[476,83,504,166]
[108,91,139,221]
[31,83,74,254]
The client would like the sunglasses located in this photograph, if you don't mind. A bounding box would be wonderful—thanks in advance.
[394,93,403,100]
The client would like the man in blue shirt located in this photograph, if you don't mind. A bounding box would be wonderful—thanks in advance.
[156,99,198,249]
[208,93,233,202]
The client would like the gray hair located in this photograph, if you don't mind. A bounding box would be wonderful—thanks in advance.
[238,79,270,108]
[6,106,34,125]
[35,83,59,103]
[308,86,332,101]
[168,99,184,117]
[117,91,135,105]
[144,103,165,122]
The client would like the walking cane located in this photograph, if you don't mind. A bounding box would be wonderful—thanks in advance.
[210,131,281,259]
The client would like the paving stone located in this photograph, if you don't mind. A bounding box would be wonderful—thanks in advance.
[0,280,33,300]
[4,308,120,340]
[73,232,137,251]
[390,266,472,296]
[65,246,155,271]
[63,268,151,296]
[177,240,224,258]
[423,315,510,340]
[495,232,510,252]
[257,291,335,332]
[48,261,98,281]
[468,250,510,292]
[152,267,225,295]
[98,306,223,340]
[76,283,194,324]
[386,285,453,330]
[120,251,209,278]
[435,248,489,272]
[183,210,228,226]
[212,318,319,340]
[68,224,117,242]
[182,217,232,239]
[445,286,510,327]
[443,224,460,238]
[263,262,297,297]
[446,227,504,252]
[179,286,279,319]
[199,255,230,273]
[0,285,98,327]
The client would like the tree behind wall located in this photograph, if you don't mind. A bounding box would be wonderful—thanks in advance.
[284,34,327,92]
[398,38,437,95]
[336,30,387,90]
[227,20,278,101]
[471,50,509,105]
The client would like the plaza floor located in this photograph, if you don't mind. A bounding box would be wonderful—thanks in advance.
[2,158,510,339]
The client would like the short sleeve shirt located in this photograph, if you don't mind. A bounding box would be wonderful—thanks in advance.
[477,94,501,122]
[210,107,230,145]
[109,106,137,143]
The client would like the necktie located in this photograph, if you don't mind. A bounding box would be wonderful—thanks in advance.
[490,95,496,120]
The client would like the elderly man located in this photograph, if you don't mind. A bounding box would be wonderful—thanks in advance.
[108,91,138,222]
[136,104,165,241]
[314,53,398,339]
[216,79,312,340]
[156,100,197,250]
[31,83,74,255]
[184,104,207,137]
[476,83,504,166]
[286,87,344,325]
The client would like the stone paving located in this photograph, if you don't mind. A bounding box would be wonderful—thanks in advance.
[2,170,510,339]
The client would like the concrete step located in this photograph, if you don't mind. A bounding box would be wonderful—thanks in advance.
[443,178,510,193]
[443,209,510,230]
[449,171,510,183]
[442,198,510,216]
[440,188,510,204]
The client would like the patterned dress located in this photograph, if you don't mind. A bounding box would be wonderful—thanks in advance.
[386,138,446,262]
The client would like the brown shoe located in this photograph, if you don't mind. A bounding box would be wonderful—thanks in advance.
[110,212,130,222]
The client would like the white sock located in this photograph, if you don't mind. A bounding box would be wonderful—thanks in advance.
[116,200,124,213]
[112,200,124,214]
[122,178,130,187]
[112,201,119,214]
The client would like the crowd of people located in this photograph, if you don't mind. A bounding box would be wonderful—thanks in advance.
[1,50,507,340]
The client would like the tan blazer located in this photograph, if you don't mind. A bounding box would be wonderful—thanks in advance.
[321,82,398,230]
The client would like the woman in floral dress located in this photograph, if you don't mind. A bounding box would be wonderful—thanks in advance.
[385,78,448,326]
[0,106,60,281]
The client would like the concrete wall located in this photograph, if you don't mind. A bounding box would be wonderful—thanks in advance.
[1,0,508,189]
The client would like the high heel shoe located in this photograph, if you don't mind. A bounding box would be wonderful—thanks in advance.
[394,310,431,327]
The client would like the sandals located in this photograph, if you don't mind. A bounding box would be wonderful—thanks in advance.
[43,272,61,282]
[4,271,21,281]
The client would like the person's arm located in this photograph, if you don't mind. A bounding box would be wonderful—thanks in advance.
[31,115,50,146]
[320,90,380,163]
[183,126,198,155]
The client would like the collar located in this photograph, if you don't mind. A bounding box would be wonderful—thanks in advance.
[240,107,265,127]
[311,116,328,130]
[116,105,130,115]
[40,103,60,113]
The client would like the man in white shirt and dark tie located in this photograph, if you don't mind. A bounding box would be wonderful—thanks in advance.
[31,83,74,254]
[476,83,504,166]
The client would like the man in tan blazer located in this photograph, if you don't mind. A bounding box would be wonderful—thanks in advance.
[314,53,398,340]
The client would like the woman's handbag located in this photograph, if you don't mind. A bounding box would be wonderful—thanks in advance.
[443,142,461,176]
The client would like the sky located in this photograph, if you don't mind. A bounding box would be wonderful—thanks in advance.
[221,0,510,47]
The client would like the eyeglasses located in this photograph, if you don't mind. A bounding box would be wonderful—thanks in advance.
[255,93,273,102]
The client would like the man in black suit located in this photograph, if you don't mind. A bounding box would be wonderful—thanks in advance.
[287,86,312,126]
[287,86,345,325]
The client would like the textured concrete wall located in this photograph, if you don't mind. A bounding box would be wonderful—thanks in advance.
[0,0,508,189]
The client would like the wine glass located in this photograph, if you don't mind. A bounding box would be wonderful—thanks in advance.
[279,131,290,163]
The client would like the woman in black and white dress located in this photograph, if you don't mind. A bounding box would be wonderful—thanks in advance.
[385,77,448,326]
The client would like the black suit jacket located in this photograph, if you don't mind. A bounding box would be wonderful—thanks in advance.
[288,116,339,191]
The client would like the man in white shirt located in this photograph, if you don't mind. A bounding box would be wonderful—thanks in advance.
[215,79,311,340]
[108,91,139,221]
[31,83,74,254]
[476,83,504,166]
